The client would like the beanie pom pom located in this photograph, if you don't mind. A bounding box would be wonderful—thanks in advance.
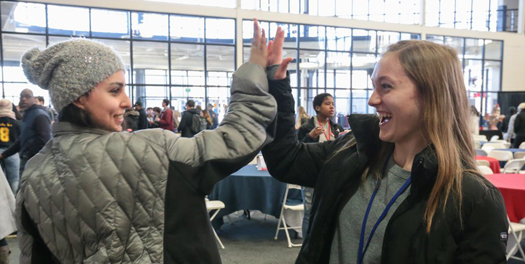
[21,47,48,90]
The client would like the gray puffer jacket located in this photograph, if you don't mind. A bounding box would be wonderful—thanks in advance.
[16,62,277,264]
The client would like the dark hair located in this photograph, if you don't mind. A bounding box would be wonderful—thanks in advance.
[58,103,96,128]
[162,99,170,106]
[153,107,161,114]
[313,93,333,113]
[186,100,195,108]
[12,103,22,120]
[36,96,45,104]
[509,106,517,115]
[470,105,479,117]
[146,107,153,111]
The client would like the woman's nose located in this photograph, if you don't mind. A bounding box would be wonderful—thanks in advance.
[368,90,380,107]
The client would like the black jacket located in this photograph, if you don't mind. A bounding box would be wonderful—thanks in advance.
[178,108,200,138]
[262,73,508,264]
[2,104,51,160]
[297,116,343,143]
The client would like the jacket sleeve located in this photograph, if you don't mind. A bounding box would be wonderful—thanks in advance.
[455,184,508,263]
[261,65,338,188]
[161,62,278,194]
[298,124,318,143]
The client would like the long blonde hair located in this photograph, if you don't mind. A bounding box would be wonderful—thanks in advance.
[387,40,478,232]
[338,40,479,232]
[296,106,309,129]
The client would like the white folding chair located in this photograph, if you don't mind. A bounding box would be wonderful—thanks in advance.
[489,150,514,162]
[473,135,488,141]
[206,199,226,249]
[481,145,494,155]
[508,216,525,262]
[515,152,525,160]
[490,135,501,142]
[476,160,490,167]
[483,142,508,149]
[477,165,494,175]
[275,184,303,248]
[503,159,525,174]
[520,142,525,149]
[475,149,488,156]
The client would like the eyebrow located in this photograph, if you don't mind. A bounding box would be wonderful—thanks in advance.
[372,75,397,84]
[109,82,124,88]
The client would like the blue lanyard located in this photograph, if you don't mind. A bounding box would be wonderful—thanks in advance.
[357,156,412,264]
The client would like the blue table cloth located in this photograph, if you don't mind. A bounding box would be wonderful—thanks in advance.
[209,165,301,228]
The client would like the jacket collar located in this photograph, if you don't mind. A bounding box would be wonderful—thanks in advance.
[348,114,438,196]
[53,121,113,137]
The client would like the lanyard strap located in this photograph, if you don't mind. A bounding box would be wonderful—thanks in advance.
[357,156,412,264]
[317,119,331,141]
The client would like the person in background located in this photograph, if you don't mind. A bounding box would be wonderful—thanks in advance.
[207,104,218,129]
[0,99,20,194]
[512,103,525,148]
[134,101,148,130]
[0,89,51,177]
[16,20,277,263]
[149,107,162,128]
[296,93,344,238]
[263,37,507,263]
[12,103,22,121]
[35,96,57,124]
[505,103,524,144]
[172,108,181,132]
[295,105,309,130]
[178,99,200,137]
[297,93,344,143]
[158,99,174,131]
[469,105,480,135]
[124,107,139,131]
[500,107,516,138]
[200,105,214,129]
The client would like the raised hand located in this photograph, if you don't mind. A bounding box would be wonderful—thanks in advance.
[249,19,267,69]
[267,26,292,80]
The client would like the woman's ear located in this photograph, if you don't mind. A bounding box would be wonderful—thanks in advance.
[315,105,320,112]
[72,95,88,110]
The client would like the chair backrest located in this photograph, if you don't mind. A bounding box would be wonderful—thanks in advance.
[477,165,494,175]
[475,149,488,156]
[503,159,525,174]
[490,135,500,142]
[283,184,303,205]
[473,135,488,141]
[481,145,494,154]
[488,150,514,161]
[520,141,525,149]
[515,152,525,159]
[483,142,507,149]
[476,159,490,167]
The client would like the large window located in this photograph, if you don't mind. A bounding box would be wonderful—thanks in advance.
[0,0,505,127]
[427,35,503,118]
[0,1,235,121]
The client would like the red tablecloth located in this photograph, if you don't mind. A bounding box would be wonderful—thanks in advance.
[486,174,525,222]
[476,156,501,173]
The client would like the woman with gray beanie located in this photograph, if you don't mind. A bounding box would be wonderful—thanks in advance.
[16,20,276,264]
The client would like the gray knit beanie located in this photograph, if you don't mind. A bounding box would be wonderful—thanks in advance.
[21,39,125,112]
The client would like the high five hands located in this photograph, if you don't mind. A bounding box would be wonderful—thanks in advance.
[249,19,292,80]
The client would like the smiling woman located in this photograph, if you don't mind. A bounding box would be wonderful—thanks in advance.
[262,39,509,264]
[15,20,278,264]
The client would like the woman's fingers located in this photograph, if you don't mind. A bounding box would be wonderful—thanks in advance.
[274,57,293,80]
[249,19,267,68]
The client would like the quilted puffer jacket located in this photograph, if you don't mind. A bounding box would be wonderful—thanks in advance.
[16,62,277,264]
